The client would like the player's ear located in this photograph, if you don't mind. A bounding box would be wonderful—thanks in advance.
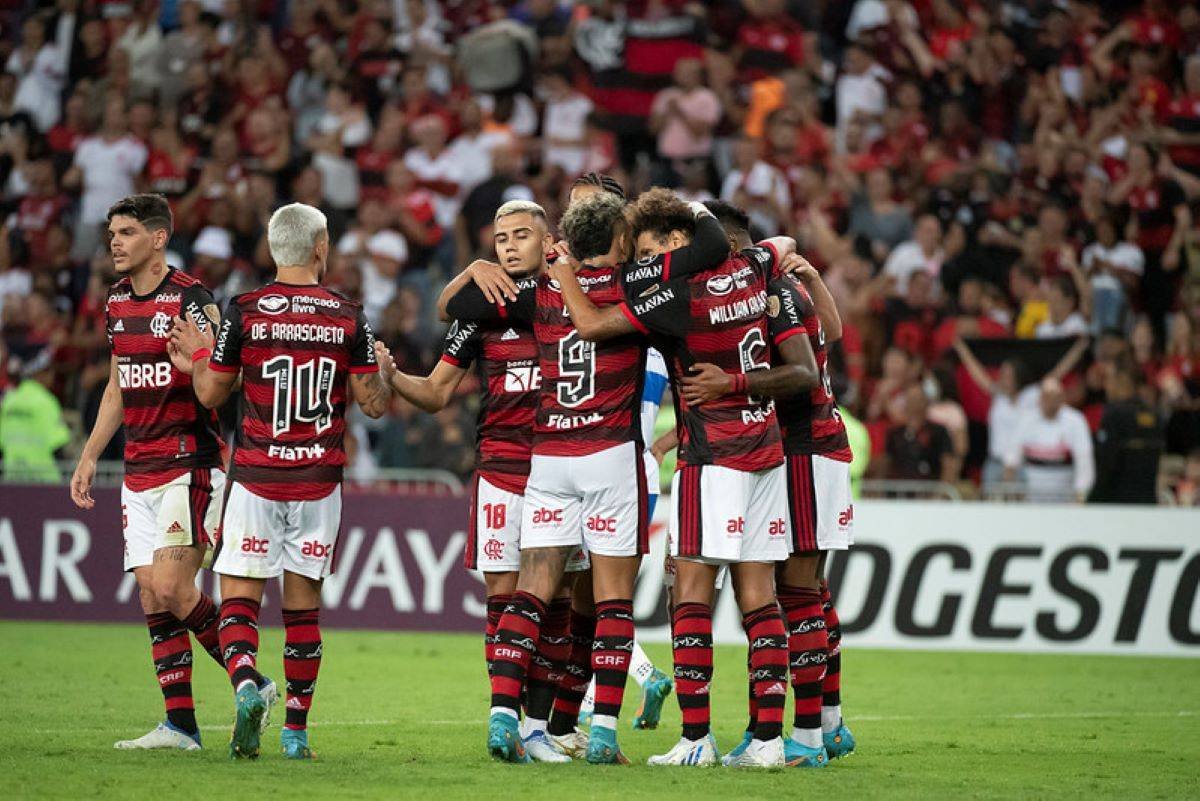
[153,227,169,251]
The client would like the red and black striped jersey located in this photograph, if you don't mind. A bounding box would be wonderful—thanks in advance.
[441,319,539,493]
[447,271,647,457]
[210,282,378,501]
[105,268,223,491]
[619,244,784,472]
[767,273,852,461]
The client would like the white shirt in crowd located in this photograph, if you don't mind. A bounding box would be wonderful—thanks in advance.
[1081,241,1144,293]
[448,129,511,194]
[73,135,149,224]
[542,91,594,177]
[1004,405,1095,502]
[883,240,944,294]
[987,385,1041,462]
[338,229,409,326]
[7,45,65,132]
[1036,313,1089,339]
[404,147,467,230]
[720,161,790,236]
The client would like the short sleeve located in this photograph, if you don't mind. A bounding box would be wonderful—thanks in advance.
[209,301,243,373]
[349,308,378,373]
[618,279,690,340]
[767,275,810,346]
[181,283,218,334]
[445,277,536,325]
[744,243,780,279]
[440,320,482,369]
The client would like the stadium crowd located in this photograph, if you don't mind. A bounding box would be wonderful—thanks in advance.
[0,0,1198,503]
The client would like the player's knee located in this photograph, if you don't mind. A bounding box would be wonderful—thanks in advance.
[150,575,193,614]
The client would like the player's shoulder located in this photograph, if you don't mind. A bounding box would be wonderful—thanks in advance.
[106,276,133,298]
[323,286,366,314]
[168,269,205,290]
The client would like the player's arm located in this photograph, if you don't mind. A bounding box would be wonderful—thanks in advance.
[548,254,637,341]
[951,337,998,396]
[650,428,678,464]
[678,334,818,406]
[375,341,467,412]
[170,304,238,408]
[652,208,733,281]
[70,355,124,510]
[346,311,390,419]
[437,259,520,321]
[781,253,841,341]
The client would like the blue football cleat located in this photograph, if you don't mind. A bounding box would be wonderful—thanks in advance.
[229,682,265,759]
[719,731,753,766]
[585,725,629,764]
[281,727,315,760]
[488,712,530,763]
[824,723,856,759]
[784,738,828,768]
[632,669,673,730]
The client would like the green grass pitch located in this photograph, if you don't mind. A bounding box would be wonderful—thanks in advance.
[1,621,1196,800]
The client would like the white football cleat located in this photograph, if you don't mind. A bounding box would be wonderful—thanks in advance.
[647,734,719,766]
[524,732,572,763]
[114,722,201,751]
[724,736,785,769]
[258,677,279,733]
[547,728,589,759]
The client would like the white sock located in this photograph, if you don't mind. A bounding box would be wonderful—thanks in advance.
[580,678,595,715]
[591,713,617,732]
[520,716,546,738]
[629,640,656,686]
[791,726,822,749]
[490,706,519,722]
[821,705,842,734]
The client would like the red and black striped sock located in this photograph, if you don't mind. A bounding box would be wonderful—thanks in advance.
[484,593,512,677]
[282,608,321,731]
[146,611,196,735]
[744,603,789,742]
[743,616,758,734]
[547,609,595,736]
[489,591,545,716]
[525,597,571,725]
[672,602,713,741]
[779,584,828,745]
[181,593,223,668]
[820,580,842,728]
[590,599,634,728]
[218,597,263,690]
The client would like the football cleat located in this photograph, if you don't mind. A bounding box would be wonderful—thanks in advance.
[258,676,279,734]
[785,738,829,768]
[524,731,572,763]
[631,669,673,730]
[576,708,593,730]
[647,734,719,766]
[281,727,315,760]
[229,682,266,759]
[725,736,786,769]
[720,731,753,766]
[114,721,201,751]
[823,723,856,759]
[488,712,530,763]
[547,728,589,759]
[585,725,630,764]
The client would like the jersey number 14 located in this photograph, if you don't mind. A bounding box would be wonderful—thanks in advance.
[262,355,336,437]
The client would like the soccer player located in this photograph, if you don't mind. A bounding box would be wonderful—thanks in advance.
[380,200,579,763]
[69,193,265,751]
[549,188,815,768]
[689,200,856,766]
[169,203,391,759]
[444,191,727,764]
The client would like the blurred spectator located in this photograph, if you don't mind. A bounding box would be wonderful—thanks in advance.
[847,169,914,265]
[649,57,720,178]
[1081,212,1143,334]
[6,14,72,132]
[1005,377,1095,503]
[1172,449,1200,505]
[1090,366,1163,504]
[338,199,408,326]
[540,69,593,179]
[0,349,70,482]
[1036,275,1089,338]
[883,214,943,296]
[881,383,959,483]
[721,134,789,236]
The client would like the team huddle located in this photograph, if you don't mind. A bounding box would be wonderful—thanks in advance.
[70,173,856,768]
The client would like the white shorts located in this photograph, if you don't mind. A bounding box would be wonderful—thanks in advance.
[213,482,342,581]
[467,474,588,573]
[668,463,790,564]
[786,453,853,552]
[122,468,225,572]
[522,441,649,558]
[662,554,728,590]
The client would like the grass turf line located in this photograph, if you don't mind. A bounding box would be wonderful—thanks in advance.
[0,621,1196,800]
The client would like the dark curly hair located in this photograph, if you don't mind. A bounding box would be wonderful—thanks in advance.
[561,191,627,261]
[702,199,750,238]
[627,187,694,245]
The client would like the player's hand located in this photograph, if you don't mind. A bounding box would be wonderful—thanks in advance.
[679,363,734,405]
[687,200,710,218]
[373,341,398,382]
[70,457,96,509]
[169,315,214,360]
[167,339,194,375]
[780,252,819,284]
[466,259,517,305]
[550,240,581,272]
